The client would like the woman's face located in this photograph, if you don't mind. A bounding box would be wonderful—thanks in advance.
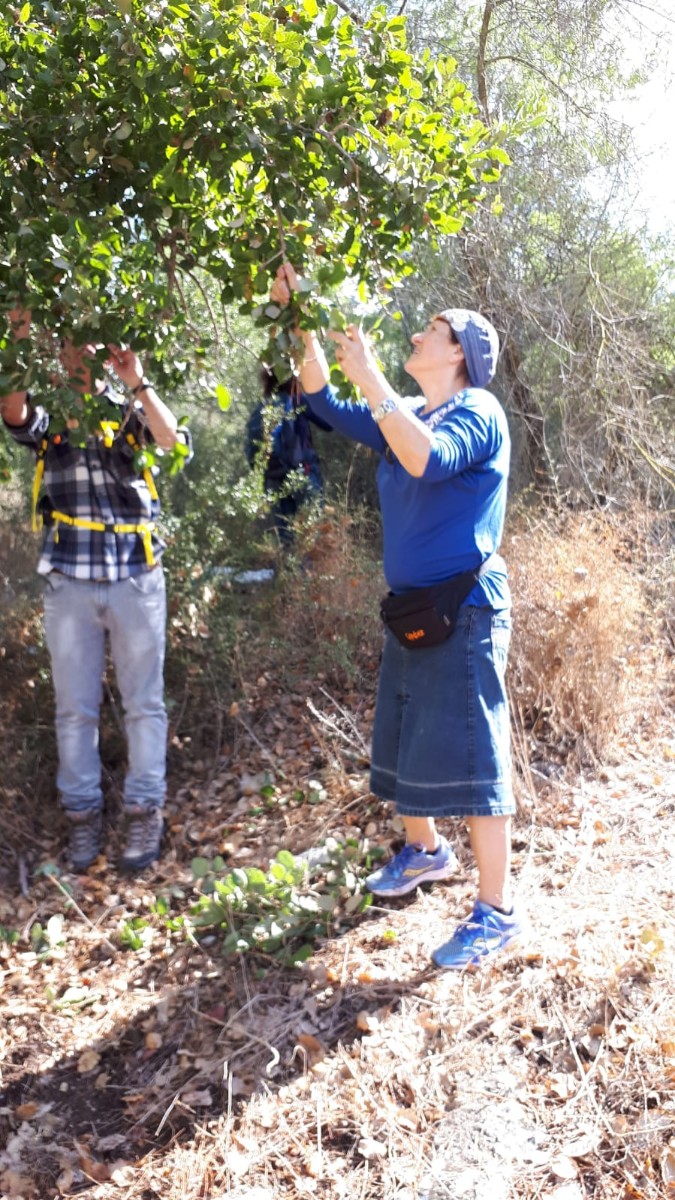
[404,318,463,381]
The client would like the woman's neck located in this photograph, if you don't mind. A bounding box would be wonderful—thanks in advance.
[420,372,468,413]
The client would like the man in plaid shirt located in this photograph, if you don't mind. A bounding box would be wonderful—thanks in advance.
[1,313,190,873]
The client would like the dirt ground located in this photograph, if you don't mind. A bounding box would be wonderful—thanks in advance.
[1,645,673,1200]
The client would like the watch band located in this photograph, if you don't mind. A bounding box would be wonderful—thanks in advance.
[371,396,399,423]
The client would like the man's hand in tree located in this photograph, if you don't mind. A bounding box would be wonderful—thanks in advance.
[270,262,301,307]
[1,306,32,424]
[105,345,146,392]
[6,306,32,340]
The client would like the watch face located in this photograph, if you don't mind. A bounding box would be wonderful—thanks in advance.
[374,397,397,422]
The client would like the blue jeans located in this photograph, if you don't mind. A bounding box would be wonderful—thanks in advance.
[43,569,168,813]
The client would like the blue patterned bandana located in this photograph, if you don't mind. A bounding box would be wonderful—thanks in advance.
[439,309,500,388]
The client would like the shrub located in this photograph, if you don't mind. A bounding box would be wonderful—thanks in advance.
[505,510,667,763]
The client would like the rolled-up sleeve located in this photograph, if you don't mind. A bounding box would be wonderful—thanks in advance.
[2,402,50,449]
[421,408,500,484]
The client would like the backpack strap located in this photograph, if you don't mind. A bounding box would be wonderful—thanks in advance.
[31,436,50,532]
[31,422,159,534]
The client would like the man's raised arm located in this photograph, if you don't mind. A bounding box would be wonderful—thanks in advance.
[1,307,32,427]
[105,345,179,451]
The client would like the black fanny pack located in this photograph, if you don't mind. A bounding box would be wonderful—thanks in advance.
[380,554,501,649]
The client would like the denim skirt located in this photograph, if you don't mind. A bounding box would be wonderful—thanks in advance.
[370,606,514,818]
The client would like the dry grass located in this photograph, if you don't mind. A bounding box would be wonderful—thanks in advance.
[505,510,668,766]
[272,505,385,688]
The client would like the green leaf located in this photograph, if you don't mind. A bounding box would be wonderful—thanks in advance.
[246,867,269,888]
[191,856,211,879]
[215,383,231,411]
[289,943,314,963]
[133,448,155,472]
[55,986,100,1008]
[0,0,503,438]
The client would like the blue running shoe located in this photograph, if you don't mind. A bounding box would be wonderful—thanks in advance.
[365,837,458,897]
[432,900,524,970]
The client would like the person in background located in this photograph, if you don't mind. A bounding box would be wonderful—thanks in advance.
[246,367,331,546]
[269,262,523,971]
[0,308,191,873]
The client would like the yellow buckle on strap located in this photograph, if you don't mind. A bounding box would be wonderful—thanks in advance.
[100,419,120,448]
[49,511,156,567]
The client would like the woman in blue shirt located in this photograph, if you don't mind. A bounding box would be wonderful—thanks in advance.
[270,263,523,971]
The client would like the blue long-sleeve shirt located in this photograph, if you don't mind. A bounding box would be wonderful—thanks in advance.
[303,384,510,607]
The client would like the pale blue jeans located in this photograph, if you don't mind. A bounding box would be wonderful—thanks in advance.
[43,568,168,814]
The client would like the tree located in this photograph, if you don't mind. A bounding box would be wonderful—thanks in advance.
[0,0,508,443]
[373,0,675,505]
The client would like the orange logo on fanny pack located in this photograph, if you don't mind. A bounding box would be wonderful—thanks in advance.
[405,628,426,641]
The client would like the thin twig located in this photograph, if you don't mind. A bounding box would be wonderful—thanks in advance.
[553,1003,615,1134]
[155,1091,180,1137]
[259,247,285,271]
[317,685,370,754]
[187,270,222,352]
[17,854,30,899]
[316,792,371,841]
[306,696,369,757]
[204,660,224,773]
[276,206,288,262]
[46,872,117,956]
[173,271,190,318]
[220,305,262,363]
[224,1064,234,1197]
[232,709,290,781]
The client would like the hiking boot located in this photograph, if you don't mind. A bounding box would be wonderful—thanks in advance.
[365,836,458,897]
[121,805,165,872]
[66,808,103,873]
[432,900,524,970]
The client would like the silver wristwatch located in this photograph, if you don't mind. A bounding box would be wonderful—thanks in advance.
[371,396,399,423]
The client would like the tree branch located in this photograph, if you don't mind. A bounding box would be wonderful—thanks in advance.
[334,0,363,25]
[187,270,221,350]
[476,0,496,121]
[483,54,597,116]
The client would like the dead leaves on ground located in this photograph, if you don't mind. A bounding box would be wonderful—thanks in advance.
[1,680,674,1199]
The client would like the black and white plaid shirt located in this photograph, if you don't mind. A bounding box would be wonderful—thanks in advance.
[4,388,190,582]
